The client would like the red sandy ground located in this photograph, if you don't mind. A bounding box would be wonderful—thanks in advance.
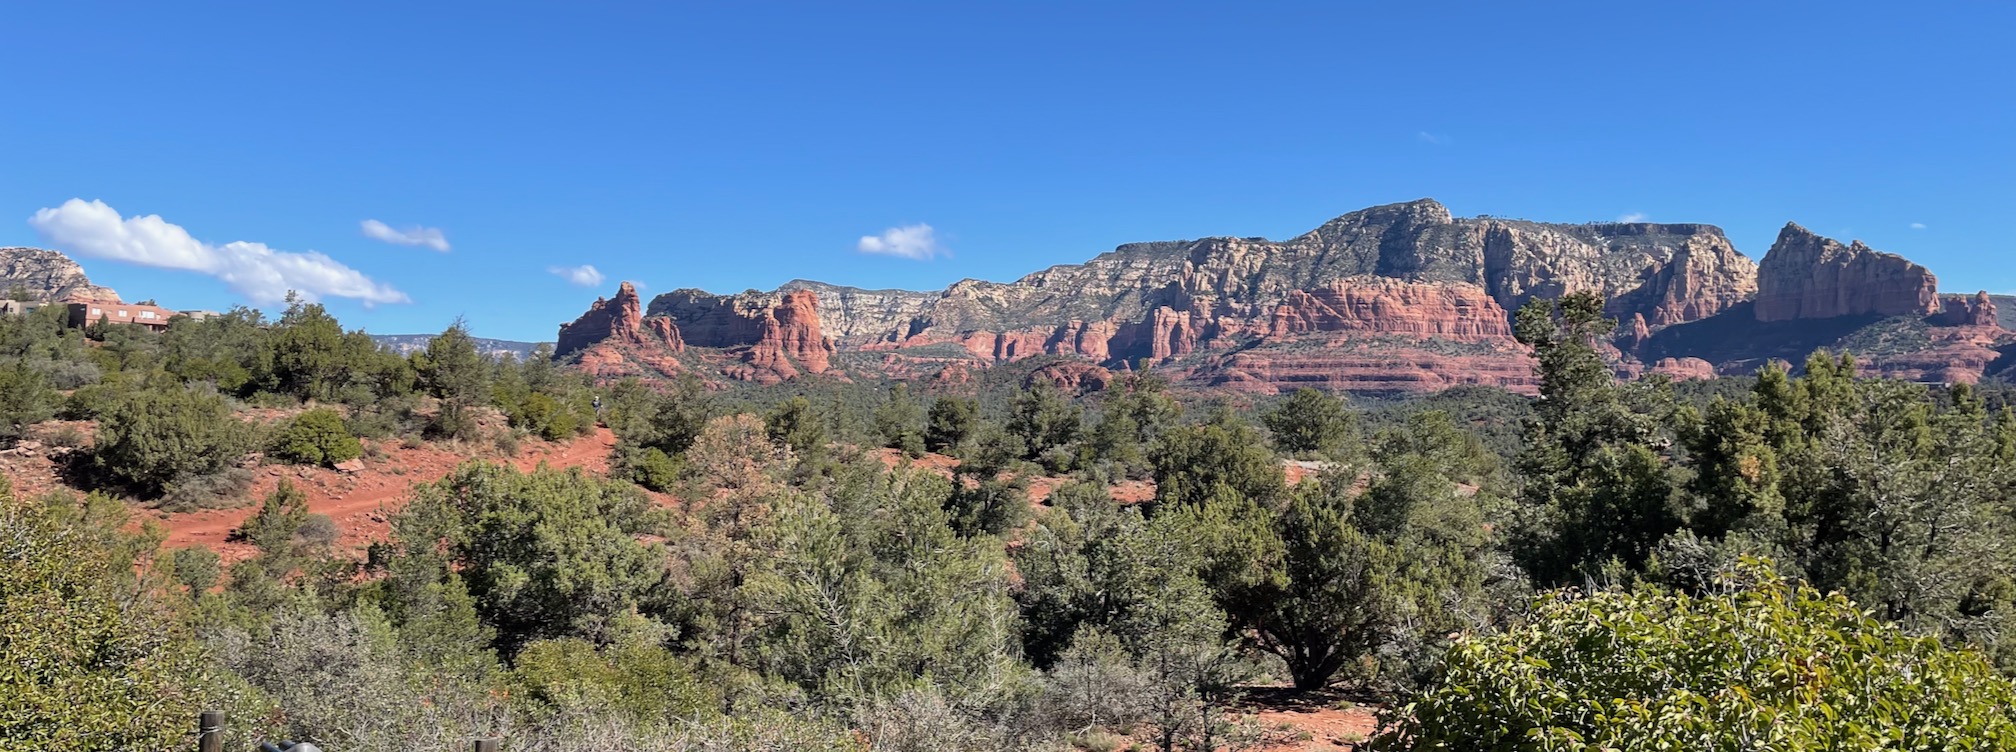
[149,427,622,561]
[1242,688,1385,751]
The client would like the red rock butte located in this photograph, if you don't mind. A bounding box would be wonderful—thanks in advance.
[547,200,2010,392]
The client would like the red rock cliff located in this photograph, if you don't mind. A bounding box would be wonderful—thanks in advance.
[756,289,835,376]
[635,287,835,383]
[1754,224,1939,322]
[1266,278,1511,340]
[555,281,683,359]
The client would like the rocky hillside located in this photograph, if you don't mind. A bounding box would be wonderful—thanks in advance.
[559,282,833,385]
[0,246,119,302]
[551,200,2009,393]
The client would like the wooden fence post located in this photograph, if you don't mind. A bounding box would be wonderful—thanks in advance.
[474,738,500,752]
[198,710,224,752]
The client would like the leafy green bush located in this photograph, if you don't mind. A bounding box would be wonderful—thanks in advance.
[0,479,263,751]
[93,387,251,497]
[1370,567,2016,750]
[269,408,363,467]
[625,446,682,492]
[507,391,582,441]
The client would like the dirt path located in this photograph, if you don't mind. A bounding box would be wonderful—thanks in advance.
[155,427,617,559]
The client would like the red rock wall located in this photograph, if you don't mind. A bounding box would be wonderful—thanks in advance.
[556,281,683,359]
[1755,224,1940,322]
[1265,278,1511,340]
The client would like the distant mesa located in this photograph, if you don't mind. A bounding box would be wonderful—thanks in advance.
[20,202,1997,394]
[548,200,2008,391]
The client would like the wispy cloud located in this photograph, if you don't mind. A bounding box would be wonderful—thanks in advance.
[361,219,451,252]
[29,199,408,306]
[1618,212,1649,223]
[550,264,605,287]
[1909,222,1927,230]
[1416,131,1448,145]
[857,223,946,260]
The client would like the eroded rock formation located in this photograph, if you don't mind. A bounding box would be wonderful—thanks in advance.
[0,247,119,302]
[1754,224,1939,322]
[552,200,2004,392]
[555,281,681,359]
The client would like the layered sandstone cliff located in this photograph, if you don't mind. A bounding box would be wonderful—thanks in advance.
[773,200,1755,353]
[1754,224,1939,322]
[554,200,2002,393]
[647,288,835,383]
[0,247,119,302]
[555,281,682,359]
[522,285,843,384]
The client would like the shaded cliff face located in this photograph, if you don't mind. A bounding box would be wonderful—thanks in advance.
[0,247,119,302]
[1754,224,1938,322]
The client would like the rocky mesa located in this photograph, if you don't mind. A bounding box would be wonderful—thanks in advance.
[551,200,2005,392]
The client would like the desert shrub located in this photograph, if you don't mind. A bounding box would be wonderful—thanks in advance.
[297,513,340,548]
[168,546,223,594]
[943,477,1031,538]
[44,424,86,449]
[30,357,100,390]
[0,363,56,444]
[509,391,582,441]
[1369,567,2016,750]
[617,445,681,493]
[0,478,263,751]
[1261,387,1356,457]
[925,396,979,453]
[158,467,256,513]
[494,429,523,457]
[428,400,482,441]
[873,384,927,457]
[94,386,251,497]
[59,381,124,420]
[347,394,423,440]
[269,408,362,467]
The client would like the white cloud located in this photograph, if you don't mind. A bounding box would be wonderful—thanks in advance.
[1416,131,1447,145]
[857,223,946,260]
[1617,212,1649,223]
[28,199,409,306]
[360,219,451,252]
[1910,222,1927,230]
[549,264,605,287]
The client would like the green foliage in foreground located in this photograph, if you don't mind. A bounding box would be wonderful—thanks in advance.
[1372,567,2016,751]
[0,478,264,752]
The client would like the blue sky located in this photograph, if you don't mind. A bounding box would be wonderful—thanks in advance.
[4,2,2010,341]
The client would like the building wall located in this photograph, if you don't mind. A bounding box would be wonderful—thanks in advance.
[67,301,178,330]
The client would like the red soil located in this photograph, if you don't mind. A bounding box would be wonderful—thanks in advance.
[1242,689,1384,751]
[153,427,618,561]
